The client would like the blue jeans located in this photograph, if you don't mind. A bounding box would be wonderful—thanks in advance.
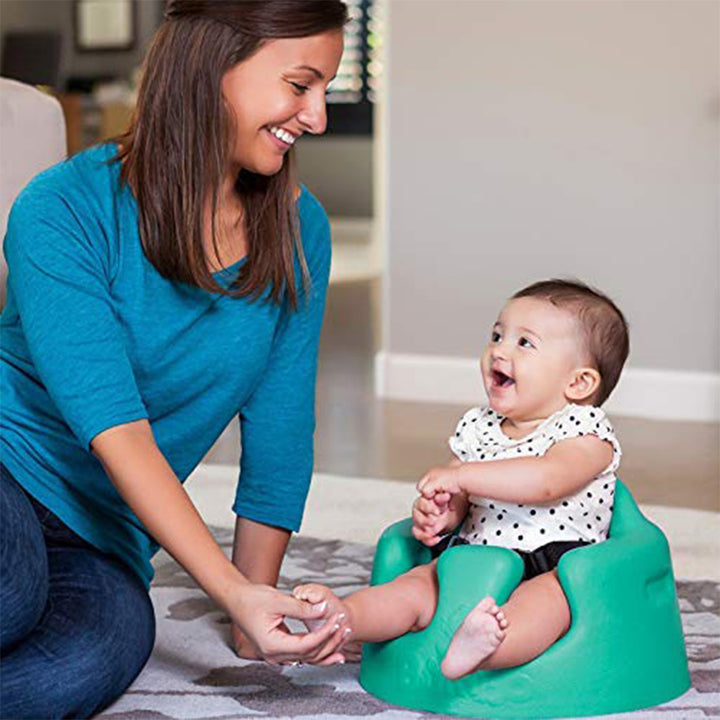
[0,463,156,719]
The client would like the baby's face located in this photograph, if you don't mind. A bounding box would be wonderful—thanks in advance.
[480,297,588,421]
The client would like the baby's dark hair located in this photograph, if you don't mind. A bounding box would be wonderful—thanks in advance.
[512,279,629,405]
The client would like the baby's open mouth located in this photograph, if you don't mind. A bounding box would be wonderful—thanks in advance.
[492,369,515,388]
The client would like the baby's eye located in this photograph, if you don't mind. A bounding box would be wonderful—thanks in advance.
[289,81,310,94]
[491,331,501,343]
[518,337,534,349]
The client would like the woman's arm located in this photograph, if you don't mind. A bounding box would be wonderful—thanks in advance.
[232,517,290,587]
[93,420,249,605]
[418,436,614,505]
[92,420,346,664]
[229,196,332,655]
[230,517,291,658]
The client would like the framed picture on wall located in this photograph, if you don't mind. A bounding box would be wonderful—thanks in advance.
[75,0,137,53]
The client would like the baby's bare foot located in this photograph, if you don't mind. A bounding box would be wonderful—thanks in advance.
[440,596,509,680]
[293,583,349,633]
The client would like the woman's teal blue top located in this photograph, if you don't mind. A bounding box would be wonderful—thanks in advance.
[0,143,331,588]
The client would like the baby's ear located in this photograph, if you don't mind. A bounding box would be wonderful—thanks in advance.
[565,367,601,402]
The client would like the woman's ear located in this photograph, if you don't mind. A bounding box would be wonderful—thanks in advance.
[565,367,602,403]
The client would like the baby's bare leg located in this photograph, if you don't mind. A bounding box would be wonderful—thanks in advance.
[440,597,509,679]
[295,561,440,644]
[479,569,570,670]
[345,561,440,641]
[442,569,570,677]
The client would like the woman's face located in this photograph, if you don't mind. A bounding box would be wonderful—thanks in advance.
[222,30,344,176]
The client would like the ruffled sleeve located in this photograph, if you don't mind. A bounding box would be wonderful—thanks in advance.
[448,406,488,461]
[544,404,621,475]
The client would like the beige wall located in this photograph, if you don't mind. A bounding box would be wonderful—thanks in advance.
[385,0,719,374]
[297,137,373,217]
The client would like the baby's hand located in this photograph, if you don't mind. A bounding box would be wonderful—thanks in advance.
[417,464,464,501]
[412,493,452,546]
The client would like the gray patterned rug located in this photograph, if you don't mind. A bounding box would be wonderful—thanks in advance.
[98,528,719,720]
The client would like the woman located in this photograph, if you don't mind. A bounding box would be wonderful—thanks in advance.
[0,1,348,717]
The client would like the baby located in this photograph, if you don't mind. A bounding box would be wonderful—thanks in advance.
[296,279,629,677]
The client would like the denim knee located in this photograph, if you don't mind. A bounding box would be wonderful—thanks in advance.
[1,541,155,719]
[70,553,156,717]
[0,465,49,651]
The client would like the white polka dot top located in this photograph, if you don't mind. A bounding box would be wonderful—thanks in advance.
[448,404,621,552]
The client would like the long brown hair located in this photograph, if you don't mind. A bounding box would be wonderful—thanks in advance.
[116,0,347,305]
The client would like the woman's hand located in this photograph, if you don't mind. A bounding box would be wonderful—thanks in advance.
[230,583,349,666]
[231,622,263,659]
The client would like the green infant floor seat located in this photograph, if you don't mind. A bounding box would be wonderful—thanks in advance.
[359,480,690,718]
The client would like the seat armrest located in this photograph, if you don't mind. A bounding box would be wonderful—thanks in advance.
[558,481,672,611]
[370,518,432,585]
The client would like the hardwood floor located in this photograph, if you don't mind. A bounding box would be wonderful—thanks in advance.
[205,280,720,512]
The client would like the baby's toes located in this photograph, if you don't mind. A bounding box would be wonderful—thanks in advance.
[292,584,309,600]
[293,584,326,605]
[476,596,496,613]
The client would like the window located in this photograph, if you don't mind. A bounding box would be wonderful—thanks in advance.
[324,0,384,136]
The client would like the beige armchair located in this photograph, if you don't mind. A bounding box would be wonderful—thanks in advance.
[0,77,67,306]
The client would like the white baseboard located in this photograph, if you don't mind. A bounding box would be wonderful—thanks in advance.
[374,351,720,422]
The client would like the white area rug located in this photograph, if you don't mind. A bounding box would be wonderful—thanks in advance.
[98,529,719,719]
[95,464,720,719]
[186,464,720,582]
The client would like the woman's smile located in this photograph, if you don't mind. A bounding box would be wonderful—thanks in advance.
[265,125,299,150]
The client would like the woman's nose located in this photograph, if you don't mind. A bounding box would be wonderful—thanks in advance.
[297,93,327,135]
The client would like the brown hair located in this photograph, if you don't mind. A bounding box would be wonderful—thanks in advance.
[512,279,630,405]
[115,0,347,306]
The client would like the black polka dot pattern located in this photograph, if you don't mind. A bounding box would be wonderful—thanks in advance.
[449,403,622,552]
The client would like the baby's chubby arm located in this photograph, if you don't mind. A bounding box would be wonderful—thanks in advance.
[412,459,470,546]
[417,436,614,506]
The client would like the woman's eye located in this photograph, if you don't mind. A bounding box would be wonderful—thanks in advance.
[491,331,501,343]
[519,337,533,349]
[290,81,310,94]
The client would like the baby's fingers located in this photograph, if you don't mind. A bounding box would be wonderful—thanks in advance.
[412,508,431,531]
[413,510,447,539]
[415,496,443,517]
[411,525,426,541]
[411,526,434,544]
[412,525,444,547]
[292,585,327,607]
[417,478,438,499]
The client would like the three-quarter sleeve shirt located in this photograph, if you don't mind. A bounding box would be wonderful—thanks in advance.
[0,143,331,587]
